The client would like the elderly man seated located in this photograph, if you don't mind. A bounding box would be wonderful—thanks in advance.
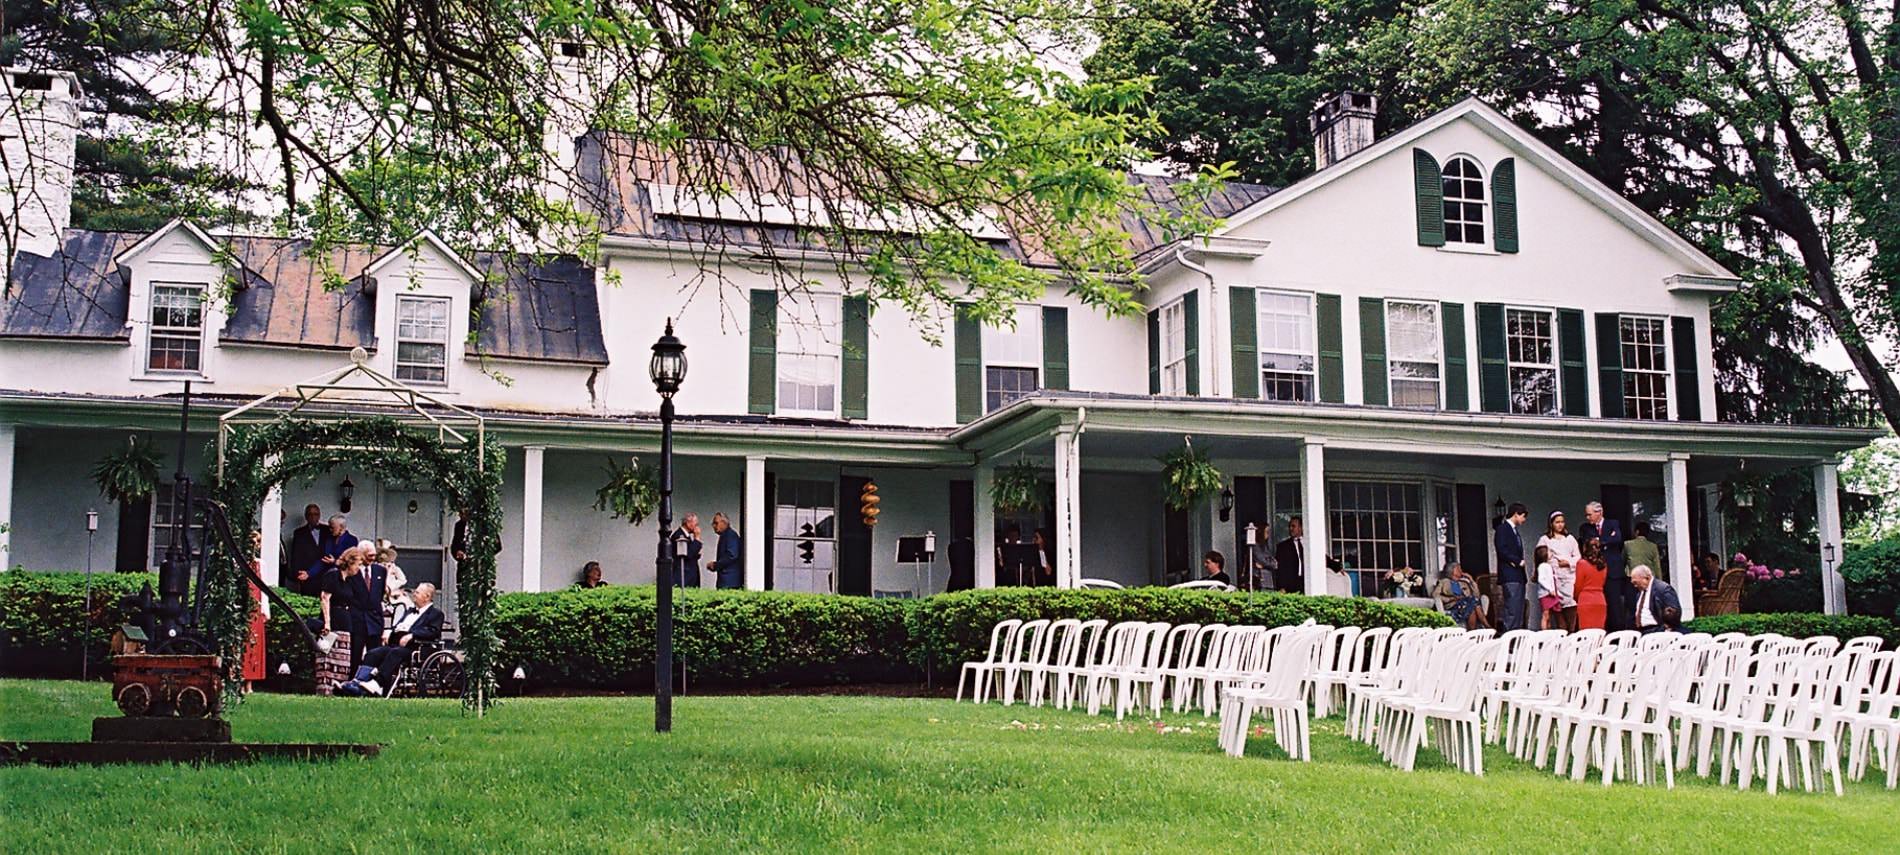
[336,583,444,697]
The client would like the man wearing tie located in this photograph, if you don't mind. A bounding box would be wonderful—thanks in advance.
[287,503,327,595]
[1273,517,1339,594]
[706,512,745,589]
[1494,503,1529,630]
[1578,501,1630,631]
[671,512,704,588]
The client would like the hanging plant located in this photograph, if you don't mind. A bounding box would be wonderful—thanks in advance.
[991,459,1044,514]
[1158,439,1224,511]
[593,456,660,525]
[92,434,164,505]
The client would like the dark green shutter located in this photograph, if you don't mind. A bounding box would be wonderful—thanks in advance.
[1442,302,1468,410]
[1414,149,1445,247]
[1147,309,1161,394]
[1558,308,1588,416]
[954,303,982,423]
[748,289,777,414]
[1182,291,1200,395]
[1359,297,1388,406]
[842,296,869,420]
[1317,294,1344,403]
[1596,313,1624,418]
[1041,306,1069,391]
[1476,302,1508,413]
[1493,158,1519,253]
[1672,316,1701,421]
[1230,287,1259,399]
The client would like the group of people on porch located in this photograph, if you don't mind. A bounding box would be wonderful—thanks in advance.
[281,502,446,697]
[575,511,746,590]
[1493,501,1683,635]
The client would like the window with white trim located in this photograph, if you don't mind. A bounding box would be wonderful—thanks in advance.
[983,312,1041,412]
[772,478,837,593]
[394,296,451,384]
[1505,307,1558,416]
[1386,300,1441,410]
[777,294,842,416]
[149,482,204,570]
[1257,290,1316,402]
[1329,480,1425,597]
[147,283,205,373]
[1620,315,1669,420]
[1442,156,1486,245]
[1160,299,1189,395]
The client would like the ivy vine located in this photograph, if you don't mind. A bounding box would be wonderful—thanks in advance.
[208,416,505,714]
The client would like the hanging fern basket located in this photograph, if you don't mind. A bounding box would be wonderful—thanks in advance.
[1158,439,1224,511]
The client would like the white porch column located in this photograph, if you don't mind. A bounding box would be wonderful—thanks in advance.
[744,455,767,591]
[974,461,996,589]
[1054,425,1083,588]
[521,445,545,593]
[0,423,14,567]
[1300,439,1330,597]
[258,453,283,614]
[1663,453,1695,622]
[1815,460,1847,616]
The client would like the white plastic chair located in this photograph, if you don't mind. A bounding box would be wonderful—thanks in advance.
[1077,578,1124,590]
[956,619,1021,703]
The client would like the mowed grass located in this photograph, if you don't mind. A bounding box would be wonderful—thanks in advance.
[2,678,1895,854]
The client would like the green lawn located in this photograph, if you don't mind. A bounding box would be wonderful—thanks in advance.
[2,679,1894,853]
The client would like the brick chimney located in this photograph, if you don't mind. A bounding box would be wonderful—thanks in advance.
[1308,91,1378,171]
[1,68,80,272]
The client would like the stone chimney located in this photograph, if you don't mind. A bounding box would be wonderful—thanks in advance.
[1308,91,1378,171]
[1,69,81,268]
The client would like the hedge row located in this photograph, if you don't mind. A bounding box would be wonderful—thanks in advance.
[1683,613,1900,648]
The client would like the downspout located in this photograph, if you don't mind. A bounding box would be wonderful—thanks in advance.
[1174,244,1221,397]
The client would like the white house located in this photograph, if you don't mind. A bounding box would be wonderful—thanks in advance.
[0,72,1877,618]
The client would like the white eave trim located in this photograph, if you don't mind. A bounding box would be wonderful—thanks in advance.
[1213,99,1740,281]
[112,218,223,267]
[1665,273,1743,293]
[360,229,485,292]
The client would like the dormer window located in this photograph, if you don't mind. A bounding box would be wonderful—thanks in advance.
[1442,156,1486,245]
[147,283,205,373]
[395,295,451,384]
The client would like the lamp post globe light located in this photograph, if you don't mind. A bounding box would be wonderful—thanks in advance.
[650,319,687,733]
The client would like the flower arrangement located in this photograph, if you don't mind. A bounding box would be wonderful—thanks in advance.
[1383,567,1425,598]
[1732,551,1803,582]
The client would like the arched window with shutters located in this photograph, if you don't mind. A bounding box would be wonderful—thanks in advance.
[1441,156,1487,245]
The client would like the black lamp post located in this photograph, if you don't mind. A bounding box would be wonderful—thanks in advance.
[650,319,688,733]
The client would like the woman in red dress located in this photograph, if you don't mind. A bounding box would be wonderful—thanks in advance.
[1574,539,1609,631]
[243,530,269,689]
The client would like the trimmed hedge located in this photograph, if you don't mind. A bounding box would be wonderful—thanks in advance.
[1684,613,1899,648]
[904,587,1454,675]
[493,586,916,689]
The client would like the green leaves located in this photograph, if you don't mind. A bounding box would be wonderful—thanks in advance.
[1157,440,1223,511]
[593,456,660,526]
[991,460,1046,514]
[90,434,165,506]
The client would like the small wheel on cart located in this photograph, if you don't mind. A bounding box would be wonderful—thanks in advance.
[175,686,211,718]
[116,682,152,716]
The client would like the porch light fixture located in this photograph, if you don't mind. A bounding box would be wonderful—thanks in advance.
[650,318,688,735]
[339,476,355,513]
[1219,486,1235,522]
[1824,543,1837,565]
[1493,497,1506,519]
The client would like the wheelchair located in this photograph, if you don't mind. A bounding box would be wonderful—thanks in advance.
[383,626,467,700]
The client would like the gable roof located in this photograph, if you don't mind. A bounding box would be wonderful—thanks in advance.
[2,229,610,365]
[1213,98,1740,281]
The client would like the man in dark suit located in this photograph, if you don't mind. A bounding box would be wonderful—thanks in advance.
[1630,565,1683,634]
[671,512,704,587]
[1494,503,1529,630]
[337,583,445,697]
[317,514,361,578]
[946,535,975,592]
[450,507,471,570]
[287,503,326,595]
[707,512,745,589]
[358,545,390,643]
[1273,517,1338,593]
[1579,500,1630,631]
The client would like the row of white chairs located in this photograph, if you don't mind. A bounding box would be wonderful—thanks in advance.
[956,618,1900,793]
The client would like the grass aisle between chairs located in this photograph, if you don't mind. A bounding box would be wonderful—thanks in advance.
[1,678,1892,853]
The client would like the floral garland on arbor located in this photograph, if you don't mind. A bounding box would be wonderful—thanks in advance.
[209,416,505,713]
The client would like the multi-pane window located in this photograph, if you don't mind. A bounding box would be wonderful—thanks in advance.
[1160,299,1189,395]
[982,312,1041,412]
[1328,480,1425,598]
[777,294,842,416]
[1256,290,1316,402]
[1386,300,1441,410]
[1442,157,1486,245]
[1506,308,1558,416]
[149,482,205,570]
[772,478,837,593]
[1621,315,1670,420]
[147,284,204,373]
[394,296,451,384]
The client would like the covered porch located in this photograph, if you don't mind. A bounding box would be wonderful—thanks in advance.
[954,393,1880,618]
